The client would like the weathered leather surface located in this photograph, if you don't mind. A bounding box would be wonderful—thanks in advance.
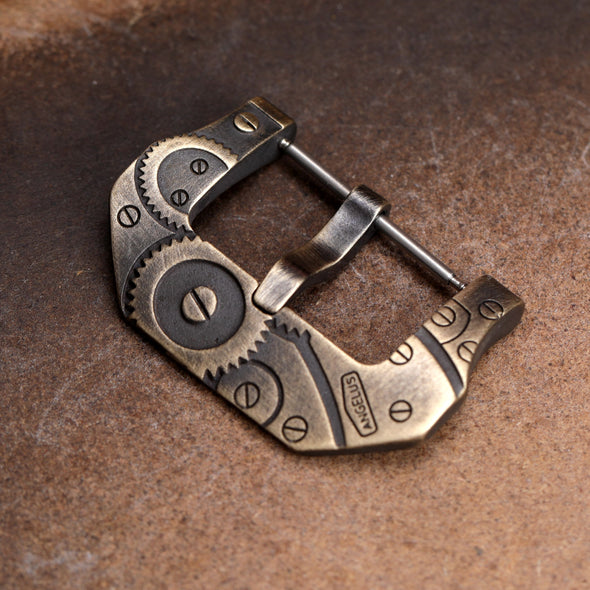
[1,1,589,587]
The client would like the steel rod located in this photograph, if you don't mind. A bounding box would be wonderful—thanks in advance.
[280,139,465,290]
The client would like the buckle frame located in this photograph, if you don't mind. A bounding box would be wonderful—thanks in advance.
[110,97,524,453]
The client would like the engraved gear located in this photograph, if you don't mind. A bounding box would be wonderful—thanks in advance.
[129,236,270,379]
[137,134,238,231]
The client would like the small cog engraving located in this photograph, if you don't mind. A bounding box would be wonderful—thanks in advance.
[137,135,238,230]
[157,148,226,213]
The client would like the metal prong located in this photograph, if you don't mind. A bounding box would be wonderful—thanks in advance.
[279,139,465,290]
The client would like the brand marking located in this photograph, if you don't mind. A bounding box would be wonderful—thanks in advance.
[341,372,377,436]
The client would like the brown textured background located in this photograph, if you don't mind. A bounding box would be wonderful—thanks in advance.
[1,1,589,588]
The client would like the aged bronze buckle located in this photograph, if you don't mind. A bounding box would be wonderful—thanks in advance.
[110,97,523,453]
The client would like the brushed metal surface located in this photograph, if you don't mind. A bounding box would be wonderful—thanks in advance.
[111,97,524,453]
[254,185,390,313]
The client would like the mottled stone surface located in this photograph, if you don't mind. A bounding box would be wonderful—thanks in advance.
[1,1,589,588]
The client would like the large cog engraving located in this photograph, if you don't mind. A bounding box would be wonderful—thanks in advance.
[137,134,239,231]
[129,236,269,378]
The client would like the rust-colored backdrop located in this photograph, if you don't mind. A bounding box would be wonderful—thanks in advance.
[1,1,589,588]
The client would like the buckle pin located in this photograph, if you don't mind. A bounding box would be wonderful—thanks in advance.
[279,139,465,291]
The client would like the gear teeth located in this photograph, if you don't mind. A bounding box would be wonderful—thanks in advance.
[193,333,271,382]
[202,328,270,389]
[265,318,303,341]
[128,235,268,378]
[202,369,221,389]
[124,237,176,318]
[127,235,199,319]
[191,131,240,159]
[136,139,185,232]
[246,328,274,357]
[136,134,239,232]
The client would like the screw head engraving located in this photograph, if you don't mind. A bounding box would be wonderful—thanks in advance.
[479,300,504,320]
[181,286,218,323]
[432,306,456,327]
[391,342,413,365]
[170,189,189,207]
[154,260,245,351]
[389,400,412,422]
[233,112,259,133]
[117,205,140,227]
[190,158,209,175]
[234,382,260,409]
[458,340,478,362]
[282,416,308,442]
